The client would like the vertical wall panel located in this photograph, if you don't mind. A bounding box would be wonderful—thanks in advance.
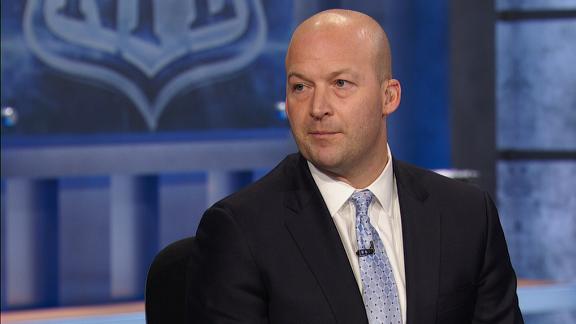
[497,19,576,150]
[450,0,497,195]
[110,175,159,300]
[498,161,576,280]
[58,177,111,305]
[159,173,206,249]
[498,161,576,323]
[4,179,58,309]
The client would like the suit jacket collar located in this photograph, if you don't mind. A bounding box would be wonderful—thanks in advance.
[283,154,368,324]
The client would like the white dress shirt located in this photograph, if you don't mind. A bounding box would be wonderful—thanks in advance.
[307,147,407,323]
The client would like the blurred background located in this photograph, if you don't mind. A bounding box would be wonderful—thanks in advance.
[1,0,575,323]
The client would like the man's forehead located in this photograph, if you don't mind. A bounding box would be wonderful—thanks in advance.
[286,35,375,69]
[291,24,364,47]
[287,25,377,64]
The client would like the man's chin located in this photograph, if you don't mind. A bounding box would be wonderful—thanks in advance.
[307,155,343,175]
[299,145,342,167]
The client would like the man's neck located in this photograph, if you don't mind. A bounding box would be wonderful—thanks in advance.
[313,148,390,189]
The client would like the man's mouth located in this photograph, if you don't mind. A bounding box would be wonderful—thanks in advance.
[308,131,340,138]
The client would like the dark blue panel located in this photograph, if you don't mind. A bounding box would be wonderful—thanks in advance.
[58,176,111,305]
[383,0,451,168]
[158,172,207,248]
[3,180,58,310]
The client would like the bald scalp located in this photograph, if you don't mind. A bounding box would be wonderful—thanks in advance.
[286,9,392,82]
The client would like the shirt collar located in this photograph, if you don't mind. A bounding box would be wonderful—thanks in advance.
[308,145,395,217]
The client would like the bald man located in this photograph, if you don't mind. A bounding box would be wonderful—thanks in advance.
[195,9,523,324]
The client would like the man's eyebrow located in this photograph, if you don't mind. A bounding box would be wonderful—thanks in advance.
[328,69,359,79]
[287,70,359,81]
[287,72,309,81]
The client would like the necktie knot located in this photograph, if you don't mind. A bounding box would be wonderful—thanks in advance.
[351,190,374,219]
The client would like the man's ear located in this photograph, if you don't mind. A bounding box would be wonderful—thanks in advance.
[382,79,401,116]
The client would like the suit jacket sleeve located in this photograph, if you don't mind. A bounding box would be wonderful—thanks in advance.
[472,192,523,323]
[195,204,268,324]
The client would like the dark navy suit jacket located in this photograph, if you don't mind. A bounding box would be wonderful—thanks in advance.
[195,153,523,323]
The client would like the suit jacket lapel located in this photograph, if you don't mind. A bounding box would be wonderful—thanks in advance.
[283,155,368,324]
[394,160,441,324]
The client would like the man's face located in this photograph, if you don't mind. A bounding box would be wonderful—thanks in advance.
[285,26,388,179]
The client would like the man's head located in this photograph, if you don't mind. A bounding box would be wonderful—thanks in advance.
[285,9,401,188]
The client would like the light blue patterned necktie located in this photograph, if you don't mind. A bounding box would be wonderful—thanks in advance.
[351,190,402,324]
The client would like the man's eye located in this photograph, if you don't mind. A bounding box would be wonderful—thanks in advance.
[335,79,348,88]
[293,84,305,92]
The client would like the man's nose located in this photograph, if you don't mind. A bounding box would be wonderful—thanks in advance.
[310,86,332,120]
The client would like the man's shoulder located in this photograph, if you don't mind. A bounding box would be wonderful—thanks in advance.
[196,154,306,247]
[214,153,303,209]
[394,160,494,232]
[394,159,487,202]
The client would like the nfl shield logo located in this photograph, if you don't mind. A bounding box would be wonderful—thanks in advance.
[24,0,267,130]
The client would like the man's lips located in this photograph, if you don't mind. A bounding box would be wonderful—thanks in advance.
[308,131,340,137]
